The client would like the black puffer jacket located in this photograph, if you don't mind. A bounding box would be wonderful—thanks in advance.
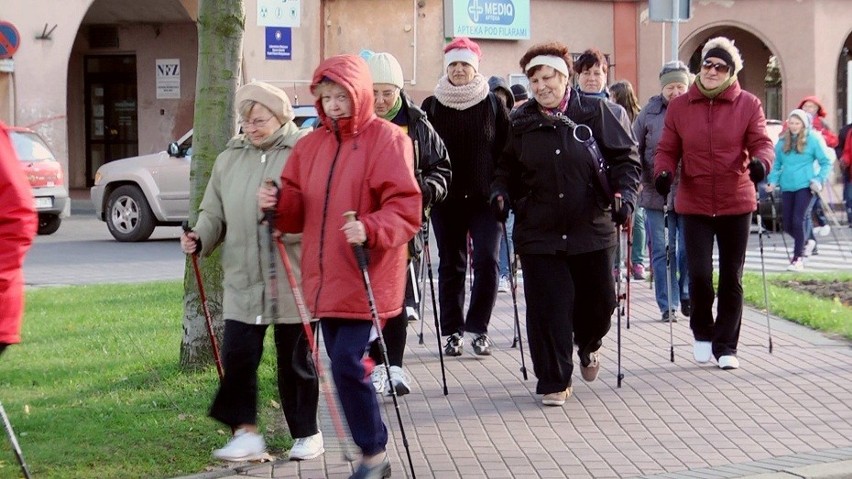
[492,90,641,256]
[400,92,452,211]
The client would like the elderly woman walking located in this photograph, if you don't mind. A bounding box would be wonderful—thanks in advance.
[492,41,640,406]
[421,37,510,358]
[634,61,693,322]
[181,82,323,462]
[261,54,422,479]
[654,37,775,370]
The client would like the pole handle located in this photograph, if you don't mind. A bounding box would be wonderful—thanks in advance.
[614,192,622,212]
[343,211,369,269]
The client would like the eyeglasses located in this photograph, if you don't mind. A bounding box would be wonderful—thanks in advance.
[240,116,273,129]
[701,60,731,74]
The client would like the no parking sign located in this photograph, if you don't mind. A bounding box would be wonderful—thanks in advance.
[0,21,21,59]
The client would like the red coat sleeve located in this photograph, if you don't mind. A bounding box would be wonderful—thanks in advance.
[0,123,38,345]
[276,147,305,234]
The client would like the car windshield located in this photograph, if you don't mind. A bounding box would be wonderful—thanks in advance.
[11,131,55,162]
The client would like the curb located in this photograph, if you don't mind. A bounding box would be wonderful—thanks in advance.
[736,460,852,478]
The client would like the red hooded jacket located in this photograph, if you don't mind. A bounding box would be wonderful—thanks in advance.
[275,55,421,321]
[654,80,775,216]
[0,122,37,345]
[796,96,838,148]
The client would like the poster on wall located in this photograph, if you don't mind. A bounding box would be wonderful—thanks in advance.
[444,0,530,40]
[156,59,181,99]
[258,0,301,27]
[266,27,292,60]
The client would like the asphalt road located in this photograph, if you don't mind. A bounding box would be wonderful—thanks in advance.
[23,213,186,287]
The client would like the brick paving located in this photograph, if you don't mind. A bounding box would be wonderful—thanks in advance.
[188,273,852,479]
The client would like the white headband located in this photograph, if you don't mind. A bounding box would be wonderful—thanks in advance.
[525,55,570,77]
[444,48,480,72]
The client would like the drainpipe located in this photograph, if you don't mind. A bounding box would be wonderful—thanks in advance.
[411,0,418,86]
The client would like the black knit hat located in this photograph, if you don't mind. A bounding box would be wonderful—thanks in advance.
[510,84,529,102]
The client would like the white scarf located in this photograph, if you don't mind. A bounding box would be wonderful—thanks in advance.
[433,73,490,111]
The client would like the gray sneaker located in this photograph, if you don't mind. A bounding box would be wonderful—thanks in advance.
[472,334,492,356]
[444,333,463,356]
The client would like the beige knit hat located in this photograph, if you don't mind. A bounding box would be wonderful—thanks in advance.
[365,52,404,89]
[235,81,295,124]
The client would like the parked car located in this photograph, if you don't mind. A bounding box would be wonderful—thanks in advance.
[9,127,69,235]
[91,105,318,241]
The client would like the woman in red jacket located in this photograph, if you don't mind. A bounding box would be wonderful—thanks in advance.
[654,37,774,371]
[0,121,38,357]
[262,54,421,479]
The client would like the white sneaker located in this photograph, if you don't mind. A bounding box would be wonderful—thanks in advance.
[288,431,324,460]
[816,225,831,237]
[786,257,804,272]
[804,239,817,257]
[370,365,388,394]
[212,428,266,461]
[718,355,740,370]
[498,275,510,293]
[693,341,712,363]
[387,365,411,396]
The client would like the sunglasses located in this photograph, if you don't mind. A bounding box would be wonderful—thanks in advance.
[701,60,731,74]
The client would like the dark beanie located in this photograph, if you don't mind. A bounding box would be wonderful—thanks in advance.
[704,47,734,68]
[510,84,529,101]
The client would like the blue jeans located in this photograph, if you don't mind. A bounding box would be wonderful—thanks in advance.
[498,213,514,277]
[631,207,646,265]
[645,209,689,314]
[781,188,816,259]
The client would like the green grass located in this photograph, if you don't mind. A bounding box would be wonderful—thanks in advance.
[742,271,852,340]
[0,282,291,479]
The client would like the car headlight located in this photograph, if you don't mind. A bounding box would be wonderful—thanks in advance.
[94,171,102,185]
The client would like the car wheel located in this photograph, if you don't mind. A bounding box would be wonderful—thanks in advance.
[106,185,157,242]
[37,214,61,235]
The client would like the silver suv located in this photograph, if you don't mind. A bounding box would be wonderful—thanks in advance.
[90,106,318,241]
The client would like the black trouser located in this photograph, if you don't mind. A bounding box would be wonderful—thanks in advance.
[521,248,615,395]
[431,197,501,337]
[209,320,319,439]
[682,213,751,359]
[368,310,407,367]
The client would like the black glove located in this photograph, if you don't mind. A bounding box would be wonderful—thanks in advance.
[748,159,766,184]
[654,171,672,197]
[490,191,510,222]
[421,183,434,210]
[612,199,633,226]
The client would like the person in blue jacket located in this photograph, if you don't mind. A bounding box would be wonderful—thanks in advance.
[765,108,831,271]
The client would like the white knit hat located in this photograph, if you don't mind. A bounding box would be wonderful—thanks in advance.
[788,108,811,130]
[365,52,404,89]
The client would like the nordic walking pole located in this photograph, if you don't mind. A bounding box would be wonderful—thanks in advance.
[614,193,625,387]
[663,198,675,363]
[417,226,428,345]
[767,191,790,261]
[502,220,528,380]
[343,211,417,479]
[754,186,774,353]
[625,217,632,330]
[0,400,32,479]
[182,222,225,381]
[274,231,356,462]
[814,188,848,260]
[422,220,449,395]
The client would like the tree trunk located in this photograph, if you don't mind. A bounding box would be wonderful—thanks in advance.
[180,0,244,371]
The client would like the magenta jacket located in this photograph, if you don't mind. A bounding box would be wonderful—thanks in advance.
[654,80,775,216]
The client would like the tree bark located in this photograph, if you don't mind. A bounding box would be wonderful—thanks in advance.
[180,0,244,371]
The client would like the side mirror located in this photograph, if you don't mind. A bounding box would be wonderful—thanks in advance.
[167,142,181,157]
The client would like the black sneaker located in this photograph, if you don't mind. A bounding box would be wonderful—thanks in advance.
[472,334,493,356]
[681,299,691,317]
[662,310,678,323]
[444,333,463,356]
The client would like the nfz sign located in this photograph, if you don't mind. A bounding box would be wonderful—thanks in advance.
[447,0,530,40]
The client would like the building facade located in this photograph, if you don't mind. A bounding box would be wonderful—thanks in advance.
[2,0,851,190]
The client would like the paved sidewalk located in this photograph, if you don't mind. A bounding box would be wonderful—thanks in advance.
[178,275,852,479]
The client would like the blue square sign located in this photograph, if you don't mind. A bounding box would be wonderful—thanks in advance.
[265,27,292,60]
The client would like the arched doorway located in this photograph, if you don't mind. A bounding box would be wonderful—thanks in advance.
[681,26,782,120]
[837,32,852,129]
[66,0,197,189]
